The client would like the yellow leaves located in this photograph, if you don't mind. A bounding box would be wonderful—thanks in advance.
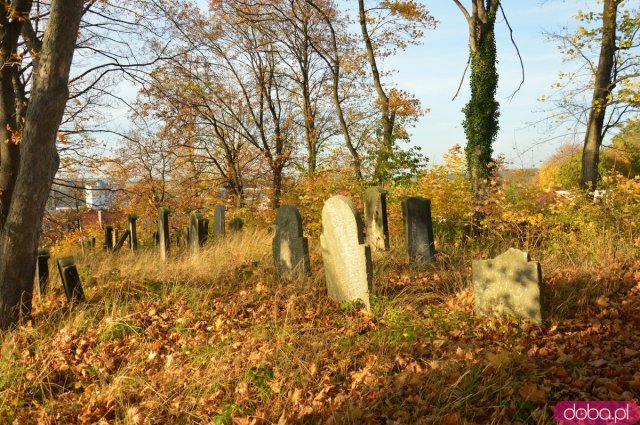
[487,351,512,369]
[518,382,546,403]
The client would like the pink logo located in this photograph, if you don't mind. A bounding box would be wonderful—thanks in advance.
[555,401,640,424]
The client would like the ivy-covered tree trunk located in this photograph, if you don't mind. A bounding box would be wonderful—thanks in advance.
[454,0,500,198]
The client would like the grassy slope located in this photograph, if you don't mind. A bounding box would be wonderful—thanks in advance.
[1,229,640,424]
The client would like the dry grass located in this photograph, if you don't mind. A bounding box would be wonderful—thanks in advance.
[1,225,640,424]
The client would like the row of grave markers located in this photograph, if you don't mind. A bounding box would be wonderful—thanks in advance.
[41,191,543,324]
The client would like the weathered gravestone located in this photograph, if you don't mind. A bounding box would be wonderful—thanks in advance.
[213,204,225,239]
[57,256,85,304]
[272,205,310,278]
[35,248,50,300]
[158,207,171,261]
[230,217,244,232]
[189,212,209,255]
[472,248,543,324]
[104,226,114,251]
[363,187,389,252]
[113,230,131,253]
[320,196,372,309]
[128,214,138,253]
[402,197,436,264]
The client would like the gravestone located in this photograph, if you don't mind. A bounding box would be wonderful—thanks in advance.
[213,204,225,238]
[320,196,372,309]
[35,248,50,300]
[114,229,120,245]
[272,205,310,278]
[189,212,209,255]
[158,207,171,261]
[179,227,189,247]
[230,217,244,232]
[363,187,389,252]
[128,214,138,253]
[402,197,436,264]
[57,256,85,304]
[472,248,544,324]
[113,230,131,253]
[104,226,114,251]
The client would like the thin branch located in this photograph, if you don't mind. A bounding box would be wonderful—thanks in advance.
[500,3,524,102]
[452,56,470,101]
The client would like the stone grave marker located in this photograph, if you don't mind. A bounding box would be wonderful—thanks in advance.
[320,196,372,309]
[472,248,544,324]
[363,187,389,252]
[113,230,131,253]
[402,197,436,264]
[35,248,50,300]
[128,214,138,253]
[104,225,114,251]
[189,212,209,255]
[57,256,85,304]
[158,207,171,261]
[272,205,310,278]
[213,204,225,239]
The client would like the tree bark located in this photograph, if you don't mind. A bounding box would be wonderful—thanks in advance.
[0,0,84,329]
[580,0,618,190]
[358,0,395,183]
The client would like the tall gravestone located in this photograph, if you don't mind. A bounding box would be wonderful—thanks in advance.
[158,207,171,261]
[128,214,138,253]
[35,248,50,300]
[320,196,372,309]
[213,204,225,239]
[363,187,390,252]
[472,248,544,324]
[189,212,209,255]
[104,226,114,251]
[272,205,310,278]
[57,256,85,304]
[402,197,436,264]
[230,217,244,232]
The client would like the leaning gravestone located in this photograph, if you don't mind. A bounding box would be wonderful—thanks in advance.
[320,196,372,309]
[213,204,225,239]
[128,214,138,253]
[35,248,50,300]
[158,207,171,261]
[272,205,310,278]
[472,248,544,324]
[230,217,244,232]
[113,230,131,253]
[189,212,209,255]
[402,197,436,264]
[104,225,114,251]
[57,256,85,304]
[363,187,390,252]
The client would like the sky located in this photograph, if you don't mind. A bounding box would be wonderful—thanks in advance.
[382,0,599,167]
[102,0,606,170]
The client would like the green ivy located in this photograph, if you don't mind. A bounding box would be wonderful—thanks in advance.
[463,8,500,192]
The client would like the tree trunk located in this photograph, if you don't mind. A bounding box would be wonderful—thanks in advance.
[271,166,282,209]
[0,0,84,329]
[580,0,618,190]
[358,0,395,183]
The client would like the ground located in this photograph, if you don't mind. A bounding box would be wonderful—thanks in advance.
[1,230,640,424]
